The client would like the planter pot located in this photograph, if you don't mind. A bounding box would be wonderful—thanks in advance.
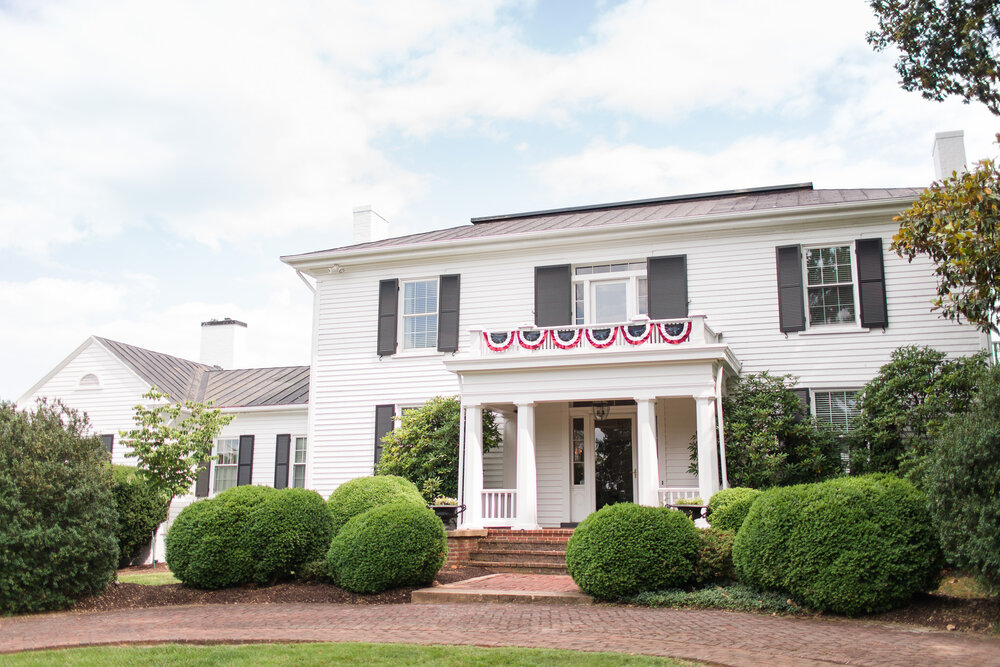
[429,504,466,530]
[667,504,707,521]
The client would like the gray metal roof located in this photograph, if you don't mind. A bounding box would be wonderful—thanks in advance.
[283,184,924,261]
[94,337,308,407]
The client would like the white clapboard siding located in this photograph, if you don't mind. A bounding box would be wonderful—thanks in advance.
[304,208,986,513]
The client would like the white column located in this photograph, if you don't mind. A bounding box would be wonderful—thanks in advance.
[695,396,721,502]
[461,404,484,529]
[515,402,538,529]
[636,398,660,506]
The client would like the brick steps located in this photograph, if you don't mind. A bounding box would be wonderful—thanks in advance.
[469,549,567,565]
[466,529,573,574]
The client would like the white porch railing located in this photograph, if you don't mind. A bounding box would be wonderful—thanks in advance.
[471,315,719,357]
[658,487,701,506]
[481,489,517,524]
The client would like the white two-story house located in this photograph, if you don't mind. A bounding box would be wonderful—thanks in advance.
[283,166,986,530]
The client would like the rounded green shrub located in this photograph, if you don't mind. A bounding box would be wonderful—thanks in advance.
[733,475,941,616]
[327,502,447,594]
[326,475,425,536]
[708,487,761,533]
[112,465,168,567]
[692,528,736,585]
[565,503,700,600]
[166,485,276,589]
[246,488,334,584]
[0,400,118,614]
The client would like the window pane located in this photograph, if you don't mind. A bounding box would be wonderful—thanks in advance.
[593,281,628,323]
[572,417,585,486]
[815,390,860,431]
[807,246,852,286]
[574,283,585,324]
[403,280,437,315]
[214,465,237,493]
[637,278,648,315]
[592,264,610,274]
[808,285,856,325]
[610,263,627,272]
[294,437,307,464]
[404,314,438,348]
[217,438,239,465]
[575,266,593,275]
[292,465,305,488]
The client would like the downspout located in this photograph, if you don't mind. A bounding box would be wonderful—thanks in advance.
[716,366,729,490]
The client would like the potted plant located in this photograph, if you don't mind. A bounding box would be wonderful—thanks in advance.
[428,496,465,529]
[668,497,707,520]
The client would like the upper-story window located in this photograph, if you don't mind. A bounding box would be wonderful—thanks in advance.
[805,246,857,326]
[401,279,438,349]
[573,262,648,325]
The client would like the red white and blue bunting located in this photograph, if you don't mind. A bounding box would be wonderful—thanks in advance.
[657,321,692,344]
[483,330,515,352]
[517,329,548,350]
[585,326,618,348]
[551,328,583,349]
[620,323,652,345]
[485,321,692,351]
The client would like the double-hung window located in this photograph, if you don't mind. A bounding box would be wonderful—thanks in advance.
[573,262,648,325]
[402,279,438,349]
[292,436,307,488]
[214,437,239,493]
[805,246,857,326]
[814,390,861,432]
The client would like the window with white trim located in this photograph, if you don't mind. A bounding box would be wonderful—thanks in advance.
[292,436,307,488]
[814,390,861,432]
[401,279,438,349]
[213,437,239,493]
[573,262,647,324]
[805,246,857,326]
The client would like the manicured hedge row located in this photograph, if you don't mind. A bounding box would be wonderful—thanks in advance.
[707,487,760,534]
[733,474,940,615]
[326,475,425,536]
[565,503,700,600]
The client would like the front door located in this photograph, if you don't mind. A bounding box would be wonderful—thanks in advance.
[569,411,636,522]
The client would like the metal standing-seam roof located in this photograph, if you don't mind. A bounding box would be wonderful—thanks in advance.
[94,337,308,407]
[283,184,925,261]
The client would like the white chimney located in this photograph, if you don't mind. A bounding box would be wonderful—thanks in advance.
[933,130,967,180]
[353,205,389,244]
[199,318,247,369]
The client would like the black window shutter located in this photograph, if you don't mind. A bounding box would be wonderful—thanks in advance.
[647,255,688,319]
[376,279,399,356]
[101,434,114,454]
[274,434,291,489]
[237,435,255,486]
[437,274,461,352]
[856,238,888,328]
[534,265,572,326]
[374,404,395,468]
[791,388,811,422]
[195,459,211,497]
[776,245,806,332]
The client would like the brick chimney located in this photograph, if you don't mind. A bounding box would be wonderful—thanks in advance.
[199,318,247,369]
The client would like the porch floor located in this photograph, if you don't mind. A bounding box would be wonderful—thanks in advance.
[412,573,591,605]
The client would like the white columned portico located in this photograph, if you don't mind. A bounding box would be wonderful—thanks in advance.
[461,403,484,528]
[635,397,660,506]
[695,396,721,501]
[514,402,538,529]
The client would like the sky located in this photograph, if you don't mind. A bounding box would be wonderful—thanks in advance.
[2,0,998,401]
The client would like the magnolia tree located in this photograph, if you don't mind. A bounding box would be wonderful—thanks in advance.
[120,388,233,508]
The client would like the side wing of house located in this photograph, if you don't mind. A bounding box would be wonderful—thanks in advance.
[16,337,152,466]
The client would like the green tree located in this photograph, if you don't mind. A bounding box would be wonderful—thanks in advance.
[692,372,842,489]
[119,388,233,507]
[376,396,501,502]
[0,400,118,614]
[927,366,1000,593]
[868,0,1000,113]
[111,465,169,567]
[892,156,1000,333]
[848,345,988,486]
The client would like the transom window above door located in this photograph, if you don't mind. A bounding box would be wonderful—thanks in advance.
[573,262,648,324]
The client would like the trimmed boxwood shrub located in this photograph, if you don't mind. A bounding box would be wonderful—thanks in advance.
[733,474,941,615]
[0,400,119,615]
[708,487,761,534]
[166,485,276,589]
[326,475,425,536]
[246,488,334,584]
[692,528,736,585]
[565,503,700,600]
[112,465,168,568]
[327,502,447,594]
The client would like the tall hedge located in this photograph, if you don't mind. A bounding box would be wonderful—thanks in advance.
[246,488,334,584]
[0,400,119,615]
[565,503,699,600]
[928,368,1000,593]
[327,502,447,594]
[707,487,760,534]
[112,465,168,568]
[733,475,941,615]
[326,475,425,536]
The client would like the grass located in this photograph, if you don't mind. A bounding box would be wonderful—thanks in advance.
[117,571,180,586]
[631,583,807,615]
[3,642,701,666]
[935,571,993,599]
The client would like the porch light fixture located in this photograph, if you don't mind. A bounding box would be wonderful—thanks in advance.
[592,401,611,420]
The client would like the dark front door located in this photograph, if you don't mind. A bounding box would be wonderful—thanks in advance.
[594,418,634,510]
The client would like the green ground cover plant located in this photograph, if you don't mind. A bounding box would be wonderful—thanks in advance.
[632,582,806,615]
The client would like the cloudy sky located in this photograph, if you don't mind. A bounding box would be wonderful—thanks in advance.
[2,0,998,401]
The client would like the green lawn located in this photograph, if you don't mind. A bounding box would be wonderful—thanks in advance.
[4,642,699,666]
[117,571,180,586]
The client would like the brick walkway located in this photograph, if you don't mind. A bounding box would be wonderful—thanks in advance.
[2,603,999,666]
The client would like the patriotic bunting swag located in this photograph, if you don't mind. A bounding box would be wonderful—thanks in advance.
[483,330,515,351]
[551,328,583,349]
[517,329,547,350]
[620,323,652,345]
[657,321,692,344]
[484,321,691,351]
[585,327,618,348]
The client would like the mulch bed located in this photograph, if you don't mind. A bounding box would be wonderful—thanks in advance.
[69,565,495,613]
[868,592,999,634]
